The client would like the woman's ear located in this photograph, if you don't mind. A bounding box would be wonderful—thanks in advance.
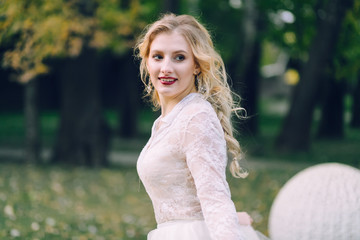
[194,66,200,75]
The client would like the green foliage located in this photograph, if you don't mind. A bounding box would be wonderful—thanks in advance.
[0,0,147,83]
[193,0,320,64]
[197,0,359,85]
[197,0,244,62]
[261,0,360,85]
[334,0,360,83]
[259,0,318,56]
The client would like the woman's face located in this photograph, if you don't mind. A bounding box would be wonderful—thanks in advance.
[147,31,199,105]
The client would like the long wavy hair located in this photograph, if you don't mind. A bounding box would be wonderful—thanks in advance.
[135,13,247,178]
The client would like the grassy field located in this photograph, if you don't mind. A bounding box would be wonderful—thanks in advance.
[0,162,303,239]
[0,100,359,239]
[0,163,154,239]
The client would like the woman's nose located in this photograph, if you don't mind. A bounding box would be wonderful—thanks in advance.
[160,58,173,74]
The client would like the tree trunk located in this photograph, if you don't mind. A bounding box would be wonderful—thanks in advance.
[317,75,345,138]
[24,79,40,163]
[231,0,262,136]
[276,0,354,152]
[118,52,139,138]
[351,78,360,128]
[53,48,110,166]
[238,38,261,136]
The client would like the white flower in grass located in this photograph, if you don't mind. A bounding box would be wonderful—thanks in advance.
[88,225,97,234]
[10,229,20,237]
[46,217,56,226]
[31,222,40,231]
[4,205,15,219]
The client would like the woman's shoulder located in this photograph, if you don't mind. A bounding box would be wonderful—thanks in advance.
[179,94,217,121]
[177,94,224,140]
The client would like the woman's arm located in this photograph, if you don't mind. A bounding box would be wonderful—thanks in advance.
[182,110,246,240]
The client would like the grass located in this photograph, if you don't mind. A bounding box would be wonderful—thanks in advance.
[0,164,154,239]
[0,162,301,239]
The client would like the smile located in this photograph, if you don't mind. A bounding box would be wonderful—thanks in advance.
[159,77,177,85]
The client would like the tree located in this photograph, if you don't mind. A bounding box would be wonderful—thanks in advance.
[24,78,41,163]
[52,48,111,166]
[117,51,141,138]
[334,2,360,129]
[232,0,263,136]
[275,0,355,152]
[318,1,360,136]
[351,77,360,127]
[317,70,346,139]
[198,0,261,135]
[0,0,146,165]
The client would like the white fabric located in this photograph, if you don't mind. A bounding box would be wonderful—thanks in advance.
[137,93,257,240]
[148,220,261,240]
[148,220,211,240]
[269,163,360,240]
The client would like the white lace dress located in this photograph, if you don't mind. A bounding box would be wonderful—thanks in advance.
[137,93,263,240]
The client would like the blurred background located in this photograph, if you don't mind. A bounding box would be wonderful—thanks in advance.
[0,0,359,239]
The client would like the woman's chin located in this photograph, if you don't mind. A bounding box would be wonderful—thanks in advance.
[156,88,178,98]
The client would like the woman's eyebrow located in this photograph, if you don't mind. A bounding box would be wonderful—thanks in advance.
[173,50,188,54]
[150,49,188,54]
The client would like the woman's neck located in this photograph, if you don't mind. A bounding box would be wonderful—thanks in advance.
[160,98,178,117]
[158,89,196,117]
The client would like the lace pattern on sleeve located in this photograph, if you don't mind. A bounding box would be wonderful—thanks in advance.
[181,106,246,240]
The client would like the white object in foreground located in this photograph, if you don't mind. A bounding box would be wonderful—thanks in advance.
[269,162,360,240]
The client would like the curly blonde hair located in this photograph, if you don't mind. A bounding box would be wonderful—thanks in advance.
[135,13,247,178]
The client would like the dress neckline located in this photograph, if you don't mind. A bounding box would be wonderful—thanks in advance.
[157,93,201,125]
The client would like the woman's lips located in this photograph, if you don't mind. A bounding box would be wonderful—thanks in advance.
[159,77,177,85]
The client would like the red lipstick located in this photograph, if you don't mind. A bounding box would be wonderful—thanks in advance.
[158,76,177,85]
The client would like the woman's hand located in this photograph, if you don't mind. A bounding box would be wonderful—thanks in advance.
[237,212,253,226]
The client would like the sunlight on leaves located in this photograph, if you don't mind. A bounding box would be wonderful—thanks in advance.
[0,0,145,83]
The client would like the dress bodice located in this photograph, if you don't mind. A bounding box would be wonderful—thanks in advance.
[137,93,245,240]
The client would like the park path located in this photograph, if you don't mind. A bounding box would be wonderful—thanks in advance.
[0,147,311,172]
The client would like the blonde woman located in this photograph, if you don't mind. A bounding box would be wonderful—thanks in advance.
[136,13,268,240]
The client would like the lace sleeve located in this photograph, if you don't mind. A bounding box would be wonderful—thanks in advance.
[182,109,246,240]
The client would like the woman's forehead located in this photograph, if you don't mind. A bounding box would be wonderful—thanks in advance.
[149,31,192,54]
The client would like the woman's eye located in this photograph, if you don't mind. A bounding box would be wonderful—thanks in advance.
[153,54,162,60]
[175,55,185,61]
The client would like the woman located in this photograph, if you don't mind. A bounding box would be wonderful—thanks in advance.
[136,13,267,240]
